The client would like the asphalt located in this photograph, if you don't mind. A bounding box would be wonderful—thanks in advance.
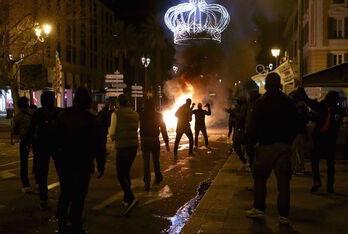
[182,153,348,234]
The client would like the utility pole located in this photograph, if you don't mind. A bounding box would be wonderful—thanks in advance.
[298,0,304,83]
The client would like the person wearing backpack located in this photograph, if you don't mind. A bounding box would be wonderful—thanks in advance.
[298,88,343,193]
[27,91,61,209]
[12,96,33,193]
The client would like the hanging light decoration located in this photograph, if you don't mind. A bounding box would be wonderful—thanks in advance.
[165,0,230,45]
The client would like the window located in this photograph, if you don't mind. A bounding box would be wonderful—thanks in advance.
[327,52,348,67]
[332,0,345,4]
[328,17,348,39]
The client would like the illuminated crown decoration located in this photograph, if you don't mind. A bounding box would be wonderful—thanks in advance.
[164,0,230,45]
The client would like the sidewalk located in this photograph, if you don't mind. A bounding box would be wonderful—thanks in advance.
[182,154,348,234]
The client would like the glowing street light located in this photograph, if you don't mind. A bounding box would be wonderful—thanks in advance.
[271,48,281,67]
[43,24,51,35]
[34,23,51,42]
[141,56,151,95]
[173,65,178,74]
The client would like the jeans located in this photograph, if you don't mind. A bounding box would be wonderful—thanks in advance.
[195,126,209,147]
[142,139,162,187]
[253,143,292,217]
[116,147,137,203]
[58,168,91,233]
[291,134,305,172]
[233,128,247,164]
[311,139,336,188]
[35,148,60,202]
[19,141,30,188]
[174,128,193,155]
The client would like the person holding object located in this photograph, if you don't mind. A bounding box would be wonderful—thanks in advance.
[140,98,170,191]
[192,103,211,149]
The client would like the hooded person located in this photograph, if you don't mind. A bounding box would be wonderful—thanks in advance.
[109,94,139,214]
[140,98,170,191]
[297,88,343,193]
[27,91,61,209]
[12,96,33,193]
[56,87,105,234]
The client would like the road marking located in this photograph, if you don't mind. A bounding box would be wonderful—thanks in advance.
[0,157,33,167]
[0,169,16,179]
[47,182,60,190]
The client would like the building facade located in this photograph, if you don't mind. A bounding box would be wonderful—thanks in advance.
[285,0,348,76]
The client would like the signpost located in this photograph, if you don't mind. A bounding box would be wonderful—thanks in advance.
[131,83,143,111]
[105,71,126,97]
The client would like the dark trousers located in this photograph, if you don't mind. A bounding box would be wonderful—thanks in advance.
[142,141,161,187]
[174,128,193,155]
[246,142,255,169]
[233,128,247,164]
[58,168,91,233]
[311,141,336,188]
[253,143,292,217]
[35,149,60,202]
[116,147,137,203]
[195,126,209,147]
[19,141,30,188]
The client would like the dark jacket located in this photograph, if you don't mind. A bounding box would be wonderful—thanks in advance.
[175,104,192,131]
[13,108,33,141]
[245,93,260,137]
[114,107,139,149]
[192,105,211,129]
[140,110,169,147]
[27,107,61,149]
[57,107,105,172]
[226,107,236,123]
[250,90,298,145]
[235,102,248,130]
[295,101,309,134]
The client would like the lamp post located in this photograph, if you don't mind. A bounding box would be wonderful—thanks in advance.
[271,48,281,67]
[141,56,150,97]
[35,23,51,77]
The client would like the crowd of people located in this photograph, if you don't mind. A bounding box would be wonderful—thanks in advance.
[10,72,344,231]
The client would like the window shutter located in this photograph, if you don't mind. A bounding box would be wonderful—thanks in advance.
[327,53,334,67]
[345,17,348,39]
[328,17,336,39]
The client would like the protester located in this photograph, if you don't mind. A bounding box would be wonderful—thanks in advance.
[192,103,211,149]
[289,91,309,175]
[140,98,170,191]
[246,73,298,225]
[27,91,61,210]
[97,101,112,155]
[173,98,194,158]
[12,96,33,193]
[232,96,248,169]
[57,87,105,233]
[298,88,343,193]
[226,104,236,141]
[109,94,139,214]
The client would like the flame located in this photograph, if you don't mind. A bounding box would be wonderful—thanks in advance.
[163,82,194,132]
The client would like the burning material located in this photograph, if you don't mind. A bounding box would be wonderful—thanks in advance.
[162,81,194,132]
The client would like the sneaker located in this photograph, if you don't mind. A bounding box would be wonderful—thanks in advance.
[245,208,265,219]
[279,216,290,225]
[310,182,322,193]
[124,199,137,215]
[21,187,31,193]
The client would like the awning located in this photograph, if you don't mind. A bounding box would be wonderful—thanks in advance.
[303,62,348,87]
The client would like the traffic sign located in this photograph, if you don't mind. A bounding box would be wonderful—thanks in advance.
[132,85,143,90]
[106,92,123,97]
[132,94,143,98]
[105,74,124,80]
[107,88,123,92]
[111,83,127,88]
[132,90,143,94]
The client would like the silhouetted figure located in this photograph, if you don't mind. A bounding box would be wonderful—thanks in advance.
[246,73,298,225]
[298,88,343,193]
[192,103,211,149]
[97,101,112,155]
[27,91,61,209]
[12,96,33,193]
[109,94,139,214]
[57,87,105,233]
[173,98,194,158]
[233,96,248,168]
[226,104,236,140]
[140,98,170,191]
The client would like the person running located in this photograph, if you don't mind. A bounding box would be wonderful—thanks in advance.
[56,87,105,233]
[246,73,298,225]
[12,96,33,193]
[297,88,343,193]
[173,98,194,159]
[110,94,139,214]
[27,91,61,210]
[140,98,170,191]
[192,103,211,149]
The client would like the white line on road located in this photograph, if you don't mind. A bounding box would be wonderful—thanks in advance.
[47,182,60,190]
[0,157,33,168]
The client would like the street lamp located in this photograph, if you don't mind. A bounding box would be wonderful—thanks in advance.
[141,56,151,96]
[172,65,178,74]
[271,48,281,67]
[35,23,51,42]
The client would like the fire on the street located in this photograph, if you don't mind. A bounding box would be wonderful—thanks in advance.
[162,82,194,132]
